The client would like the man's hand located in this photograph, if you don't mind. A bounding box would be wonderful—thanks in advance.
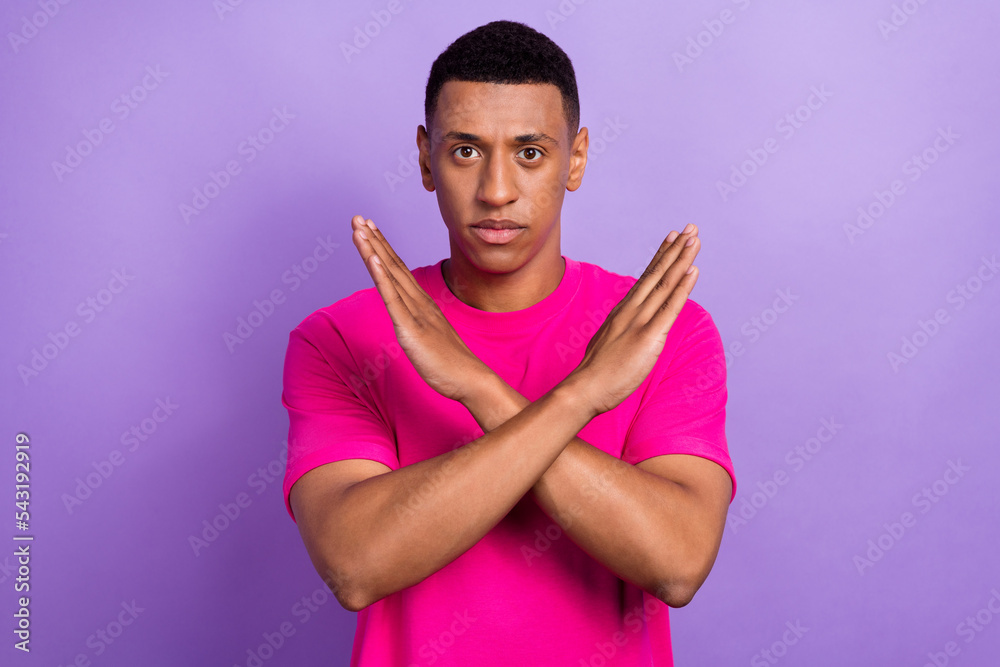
[568,223,701,416]
[350,214,495,403]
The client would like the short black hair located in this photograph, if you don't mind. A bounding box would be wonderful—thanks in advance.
[424,20,580,143]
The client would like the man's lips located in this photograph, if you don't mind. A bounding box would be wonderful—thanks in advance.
[470,223,524,245]
[472,219,523,230]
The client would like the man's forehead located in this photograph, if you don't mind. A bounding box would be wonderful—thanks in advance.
[433,81,565,141]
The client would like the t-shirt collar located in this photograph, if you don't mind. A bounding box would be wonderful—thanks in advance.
[419,255,581,332]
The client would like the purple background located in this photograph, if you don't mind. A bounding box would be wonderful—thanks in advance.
[3,1,999,665]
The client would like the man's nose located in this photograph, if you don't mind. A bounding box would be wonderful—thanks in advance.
[477,154,517,207]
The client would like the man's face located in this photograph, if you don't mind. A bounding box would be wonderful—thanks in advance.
[417,81,588,275]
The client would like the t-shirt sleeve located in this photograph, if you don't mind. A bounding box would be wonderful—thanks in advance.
[280,315,400,522]
[622,302,736,502]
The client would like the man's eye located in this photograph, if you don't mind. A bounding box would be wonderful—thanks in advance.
[454,146,480,159]
[518,147,542,161]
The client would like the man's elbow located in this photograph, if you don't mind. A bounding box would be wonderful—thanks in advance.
[654,579,699,608]
[315,559,371,613]
[654,560,714,608]
[338,588,370,613]
[310,532,399,612]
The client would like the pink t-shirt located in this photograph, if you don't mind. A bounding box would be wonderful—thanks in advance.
[281,255,736,666]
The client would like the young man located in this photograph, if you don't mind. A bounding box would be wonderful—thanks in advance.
[281,20,736,666]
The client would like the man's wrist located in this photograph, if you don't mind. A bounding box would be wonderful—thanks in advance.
[461,368,527,432]
[461,366,600,433]
[553,370,600,422]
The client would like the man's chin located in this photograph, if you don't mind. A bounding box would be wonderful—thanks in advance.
[460,246,527,276]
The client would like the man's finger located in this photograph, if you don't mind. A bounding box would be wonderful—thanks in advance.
[650,264,699,334]
[351,216,413,304]
[628,224,700,308]
[359,218,428,307]
[637,235,700,324]
[351,217,415,324]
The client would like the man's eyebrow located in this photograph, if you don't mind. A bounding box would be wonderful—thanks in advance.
[441,131,480,143]
[442,131,560,146]
[516,132,560,146]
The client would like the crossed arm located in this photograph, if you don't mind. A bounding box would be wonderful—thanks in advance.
[467,375,732,609]
[288,216,732,612]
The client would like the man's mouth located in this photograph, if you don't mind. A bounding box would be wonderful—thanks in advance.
[470,220,525,245]
[472,219,523,230]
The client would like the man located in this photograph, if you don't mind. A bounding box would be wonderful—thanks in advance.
[281,19,736,665]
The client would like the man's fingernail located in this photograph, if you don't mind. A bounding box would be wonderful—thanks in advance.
[666,231,678,243]
[683,223,694,233]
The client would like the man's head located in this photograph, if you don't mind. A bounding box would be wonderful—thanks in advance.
[424,20,580,142]
[417,20,588,282]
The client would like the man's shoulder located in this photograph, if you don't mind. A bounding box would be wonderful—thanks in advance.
[290,263,436,338]
[574,257,635,286]
[293,285,379,334]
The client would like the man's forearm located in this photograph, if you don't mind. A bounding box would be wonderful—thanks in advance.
[327,373,596,610]
[464,376,713,605]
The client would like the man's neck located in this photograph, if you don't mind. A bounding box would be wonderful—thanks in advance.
[441,253,566,313]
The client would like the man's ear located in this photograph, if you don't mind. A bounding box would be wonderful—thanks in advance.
[566,126,588,193]
[417,125,435,192]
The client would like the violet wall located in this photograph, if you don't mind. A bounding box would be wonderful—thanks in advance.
[2,1,998,665]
